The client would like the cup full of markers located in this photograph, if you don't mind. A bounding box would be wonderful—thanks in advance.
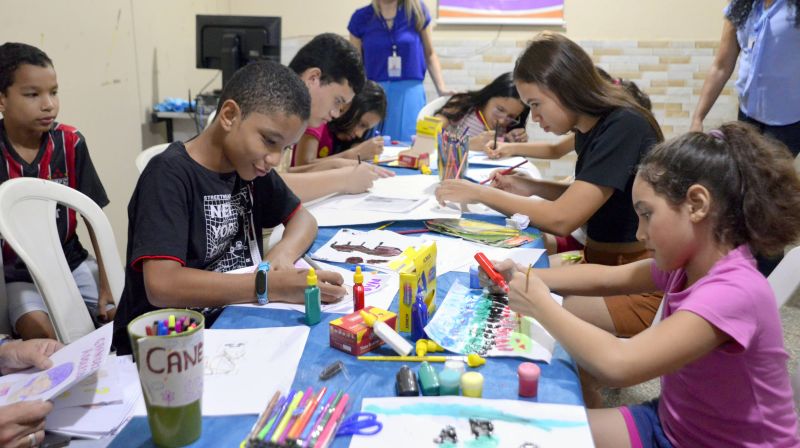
[127,309,205,447]
[437,127,469,181]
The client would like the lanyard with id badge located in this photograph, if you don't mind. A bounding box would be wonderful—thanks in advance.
[380,12,402,78]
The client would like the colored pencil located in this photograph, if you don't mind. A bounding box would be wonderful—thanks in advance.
[480,159,529,185]
[247,391,281,442]
[396,229,429,235]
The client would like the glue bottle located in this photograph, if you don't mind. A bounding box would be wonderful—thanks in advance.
[305,268,321,325]
[353,266,365,312]
[360,310,413,356]
[411,289,428,341]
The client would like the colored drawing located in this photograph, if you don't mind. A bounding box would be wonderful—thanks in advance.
[312,228,416,267]
[424,283,557,363]
[438,0,564,25]
[10,362,74,402]
[350,397,592,448]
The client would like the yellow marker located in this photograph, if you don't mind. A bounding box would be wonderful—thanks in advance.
[357,353,486,368]
[270,390,304,443]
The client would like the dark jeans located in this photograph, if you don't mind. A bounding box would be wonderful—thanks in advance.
[737,110,800,275]
[738,109,800,157]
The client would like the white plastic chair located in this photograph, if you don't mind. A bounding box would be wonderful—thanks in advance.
[416,96,450,122]
[0,178,124,343]
[769,245,800,308]
[767,245,800,407]
[135,143,170,174]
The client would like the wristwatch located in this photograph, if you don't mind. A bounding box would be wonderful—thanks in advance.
[255,261,270,305]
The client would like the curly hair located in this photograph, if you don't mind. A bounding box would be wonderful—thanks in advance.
[726,0,800,28]
[0,42,53,93]
[638,122,800,256]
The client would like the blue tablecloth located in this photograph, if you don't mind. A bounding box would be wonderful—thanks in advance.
[111,169,583,448]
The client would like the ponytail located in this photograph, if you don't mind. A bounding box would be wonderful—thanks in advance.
[638,122,800,256]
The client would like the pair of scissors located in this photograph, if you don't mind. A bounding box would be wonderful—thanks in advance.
[335,412,383,436]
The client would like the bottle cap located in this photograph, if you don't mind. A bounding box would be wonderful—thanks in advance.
[444,359,465,373]
[416,339,428,357]
[466,353,486,368]
[354,265,363,284]
[306,267,317,286]
[359,310,376,327]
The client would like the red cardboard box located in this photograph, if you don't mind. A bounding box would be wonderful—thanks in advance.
[329,306,397,355]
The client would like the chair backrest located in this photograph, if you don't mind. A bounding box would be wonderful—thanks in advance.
[136,143,170,174]
[416,96,450,123]
[768,245,800,308]
[0,178,124,343]
[206,109,216,129]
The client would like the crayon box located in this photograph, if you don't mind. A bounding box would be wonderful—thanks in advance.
[329,306,397,355]
[388,241,437,333]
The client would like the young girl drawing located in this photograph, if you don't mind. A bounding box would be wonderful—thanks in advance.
[293,80,387,166]
[436,32,664,337]
[494,122,800,446]
[435,72,529,151]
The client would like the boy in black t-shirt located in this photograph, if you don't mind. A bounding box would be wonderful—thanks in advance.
[0,43,112,340]
[112,61,346,355]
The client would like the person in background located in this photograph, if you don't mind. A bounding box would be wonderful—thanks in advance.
[690,0,800,276]
[435,72,529,151]
[293,80,387,167]
[0,42,114,340]
[349,0,451,142]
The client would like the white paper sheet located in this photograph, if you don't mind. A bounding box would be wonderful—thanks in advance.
[231,259,398,314]
[414,234,547,275]
[202,327,309,415]
[0,324,112,406]
[468,153,530,168]
[47,356,141,438]
[351,397,593,448]
[311,229,414,266]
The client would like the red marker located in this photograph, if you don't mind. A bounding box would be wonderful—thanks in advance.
[474,252,509,292]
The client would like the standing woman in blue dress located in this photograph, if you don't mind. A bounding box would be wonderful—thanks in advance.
[349,0,451,142]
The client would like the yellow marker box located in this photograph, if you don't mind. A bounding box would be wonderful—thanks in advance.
[388,241,437,333]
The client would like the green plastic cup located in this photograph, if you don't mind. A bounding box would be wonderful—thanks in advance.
[128,309,204,447]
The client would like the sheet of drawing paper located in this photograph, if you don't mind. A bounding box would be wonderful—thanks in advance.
[424,283,560,363]
[468,153,531,168]
[351,396,593,448]
[202,327,309,415]
[312,229,417,265]
[47,356,142,438]
[232,259,398,314]
[0,324,112,406]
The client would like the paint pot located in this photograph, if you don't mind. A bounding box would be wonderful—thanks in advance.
[395,365,419,396]
[460,371,484,398]
[438,368,461,396]
[518,362,540,398]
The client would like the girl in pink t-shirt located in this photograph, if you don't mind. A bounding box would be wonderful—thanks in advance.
[293,80,387,166]
[490,121,800,447]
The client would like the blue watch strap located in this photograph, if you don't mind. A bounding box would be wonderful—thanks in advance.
[256,261,270,305]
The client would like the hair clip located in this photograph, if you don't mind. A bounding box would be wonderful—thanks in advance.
[707,129,726,141]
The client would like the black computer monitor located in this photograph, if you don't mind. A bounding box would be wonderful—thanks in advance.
[196,15,281,89]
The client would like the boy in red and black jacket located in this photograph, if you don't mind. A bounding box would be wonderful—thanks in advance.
[0,42,113,340]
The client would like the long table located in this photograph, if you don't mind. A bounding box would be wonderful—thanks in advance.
[111,169,584,447]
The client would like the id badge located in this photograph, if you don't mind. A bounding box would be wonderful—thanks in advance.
[388,55,402,78]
